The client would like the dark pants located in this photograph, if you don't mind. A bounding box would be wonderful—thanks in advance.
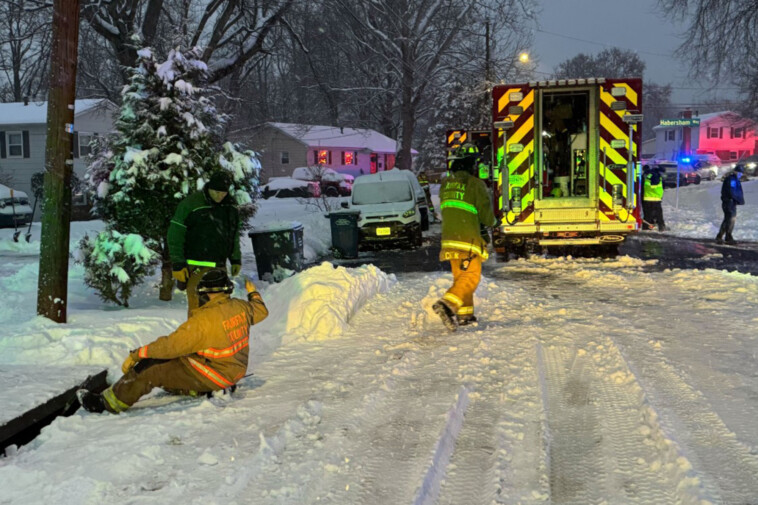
[643,201,665,231]
[718,202,737,240]
[110,358,215,410]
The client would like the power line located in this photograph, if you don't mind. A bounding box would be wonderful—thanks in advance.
[536,28,674,59]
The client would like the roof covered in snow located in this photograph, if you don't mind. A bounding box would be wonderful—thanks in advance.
[267,122,416,154]
[0,99,114,126]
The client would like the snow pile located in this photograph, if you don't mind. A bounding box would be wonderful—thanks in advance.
[260,262,394,342]
[662,179,758,240]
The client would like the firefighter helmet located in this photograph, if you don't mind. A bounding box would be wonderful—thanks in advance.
[448,143,479,161]
[197,268,234,295]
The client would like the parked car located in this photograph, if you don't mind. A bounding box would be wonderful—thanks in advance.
[0,184,33,228]
[346,168,425,249]
[261,177,321,199]
[742,154,758,176]
[656,162,701,188]
[292,166,352,197]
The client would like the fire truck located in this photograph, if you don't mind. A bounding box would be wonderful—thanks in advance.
[488,78,644,259]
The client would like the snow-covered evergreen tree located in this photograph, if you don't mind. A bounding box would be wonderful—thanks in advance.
[82,44,261,304]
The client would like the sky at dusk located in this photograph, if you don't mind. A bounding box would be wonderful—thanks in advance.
[530,0,740,107]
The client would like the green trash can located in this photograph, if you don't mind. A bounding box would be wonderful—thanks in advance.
[248,222,304,281]
[328,210,361,259]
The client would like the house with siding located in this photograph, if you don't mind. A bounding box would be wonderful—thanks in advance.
[0,99,117,218]
[653,111,757,163]
[245,122,416,181]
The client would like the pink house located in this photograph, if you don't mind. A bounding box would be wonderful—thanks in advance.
[654,111,757,163]
[247,122,417,181]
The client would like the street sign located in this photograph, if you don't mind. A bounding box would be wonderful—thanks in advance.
[622,114,644,124]
[659,118,700,127]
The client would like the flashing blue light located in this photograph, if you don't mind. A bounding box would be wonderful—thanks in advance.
[680,157,691,164]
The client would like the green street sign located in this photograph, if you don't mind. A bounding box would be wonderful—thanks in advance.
[659,118,701,127]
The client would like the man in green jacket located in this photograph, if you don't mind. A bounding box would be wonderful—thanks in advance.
[168,171,242,316]
[432,144,496,331]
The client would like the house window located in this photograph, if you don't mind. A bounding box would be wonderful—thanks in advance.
[317,149,329,165]
[6,131,23,157]
[665,130,675,141]
[342,151,355,165]
[707,127,720,138]
[730,151,738,160]
[281,151,289,164]
[78,133,94,157]
[732,127,744,139]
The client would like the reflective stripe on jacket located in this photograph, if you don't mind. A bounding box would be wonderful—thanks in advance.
[439,171,496,261]
[130,292,268,389]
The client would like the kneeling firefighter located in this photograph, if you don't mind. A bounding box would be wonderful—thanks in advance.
[78,269,268,413]
[432,143,496,331]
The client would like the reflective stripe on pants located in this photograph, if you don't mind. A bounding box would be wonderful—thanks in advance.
[112,358,218,410]
[443,255,482,315]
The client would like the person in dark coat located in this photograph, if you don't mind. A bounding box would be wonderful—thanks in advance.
[716,164,746,244]
[168,171,242,316]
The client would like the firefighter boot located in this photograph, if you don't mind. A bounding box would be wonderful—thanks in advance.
[457,315,478,326]
[432,300,458,332]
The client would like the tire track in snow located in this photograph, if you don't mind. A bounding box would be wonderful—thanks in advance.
[436,332,549,505]
[538,337,705,504]
[610,335,758,504]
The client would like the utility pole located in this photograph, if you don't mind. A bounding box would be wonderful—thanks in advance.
[37,0,81,323]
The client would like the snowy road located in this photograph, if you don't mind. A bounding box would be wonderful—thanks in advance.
[3,256,757,505]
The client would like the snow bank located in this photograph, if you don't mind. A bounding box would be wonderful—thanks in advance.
[259,262,394,342]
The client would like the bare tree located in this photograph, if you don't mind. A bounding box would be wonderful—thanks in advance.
[328,0,532,171]
[78,0,295,84]
[658,0,758,117]
[0,0,51,101]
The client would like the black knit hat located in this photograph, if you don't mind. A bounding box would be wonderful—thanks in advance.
[197,268,234,294]
[207,171,233,191]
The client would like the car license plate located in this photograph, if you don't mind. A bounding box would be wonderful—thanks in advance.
[376,227,391,236]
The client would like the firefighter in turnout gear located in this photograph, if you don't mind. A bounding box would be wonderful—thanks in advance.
[168,171,243,316]
[642,165,665,231]
[432,143,496,331]
[77,269,268,414]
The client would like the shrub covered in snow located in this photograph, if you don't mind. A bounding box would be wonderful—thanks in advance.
[76,230,159,307]
[83,43,261,302]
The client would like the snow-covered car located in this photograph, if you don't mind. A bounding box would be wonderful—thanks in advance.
[346,169,424,249]
[261,177,321,199]
[0,184,33,228]
[292,166,352,197]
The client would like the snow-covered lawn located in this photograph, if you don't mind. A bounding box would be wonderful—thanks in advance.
[1,191,757,504]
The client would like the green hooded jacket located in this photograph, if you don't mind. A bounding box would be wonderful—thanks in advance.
[439,170,496,260]
[168,187,241,270]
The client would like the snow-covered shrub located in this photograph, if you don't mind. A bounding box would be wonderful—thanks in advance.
[84,42,261,301]
[76,230,159,307]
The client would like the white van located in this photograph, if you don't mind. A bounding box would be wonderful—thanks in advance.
[347,169,427,248]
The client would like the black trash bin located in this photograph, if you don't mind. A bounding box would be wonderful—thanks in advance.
[328,210,361,259]
[248,222,304,281]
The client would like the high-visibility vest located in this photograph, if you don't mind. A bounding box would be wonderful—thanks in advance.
[644,174,663,201]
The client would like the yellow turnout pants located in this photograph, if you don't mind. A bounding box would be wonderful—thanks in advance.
[442,254,482,320]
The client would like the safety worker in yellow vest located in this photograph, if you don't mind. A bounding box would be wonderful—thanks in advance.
[642,165,666,231]
[77,269,268,414]
[168,171,243,317]
[432,143,496,331]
